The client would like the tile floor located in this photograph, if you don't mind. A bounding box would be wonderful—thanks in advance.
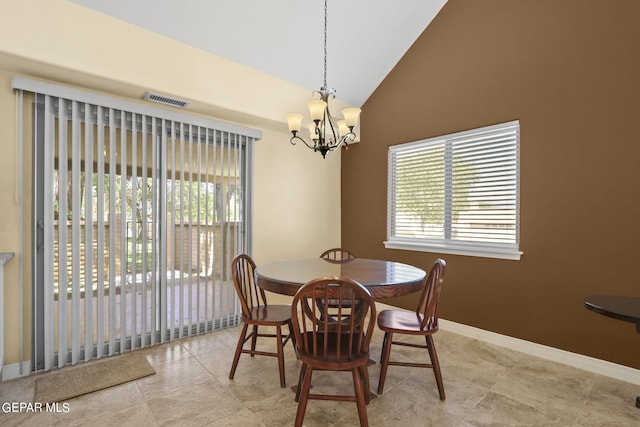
[1,310,640,426]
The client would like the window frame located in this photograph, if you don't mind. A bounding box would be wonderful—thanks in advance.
[384,120,522,261]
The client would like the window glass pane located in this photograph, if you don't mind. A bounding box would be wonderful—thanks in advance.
[393,142,445,239]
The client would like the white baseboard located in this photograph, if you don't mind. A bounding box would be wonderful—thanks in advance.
[1,361,31,382]
[439,318,640,386]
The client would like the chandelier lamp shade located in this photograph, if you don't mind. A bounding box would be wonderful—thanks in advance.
[285,0,361,158]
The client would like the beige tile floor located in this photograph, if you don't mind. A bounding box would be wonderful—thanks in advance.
[1,316,640,426]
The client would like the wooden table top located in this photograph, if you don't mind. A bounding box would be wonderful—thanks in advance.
[584,295,640,332]
[255,258,426,299]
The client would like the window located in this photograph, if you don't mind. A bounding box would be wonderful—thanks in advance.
[385,120,521,260]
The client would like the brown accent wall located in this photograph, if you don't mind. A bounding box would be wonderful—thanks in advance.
[342,0,640,368]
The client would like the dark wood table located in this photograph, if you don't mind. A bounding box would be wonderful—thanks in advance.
[584,295,640,408]
[255,258,426,299]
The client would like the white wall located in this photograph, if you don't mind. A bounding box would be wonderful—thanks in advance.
[0,0,342,367]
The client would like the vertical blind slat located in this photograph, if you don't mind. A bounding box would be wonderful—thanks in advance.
[150,117,158,346]
[196,126,202,332]
[56,97,68,368]
[168,121,177,342]
[83,103,94,362]
[221,132,227,324]
[43,95,55,371]
[17,90,25,374]
[96,105,105,359]
[71,100,81,364]
[140,115,148,348]
[178,122,185,338]
[119,110,128,348]
[130,113,138,349]
[108,108,117,356]
[157,118,167,344]
[187,124,193,335]
[212,130,219,323]
[204,128,210,327]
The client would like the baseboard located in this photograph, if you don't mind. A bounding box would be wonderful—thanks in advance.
[1,361,31,382]
[4,319,638,386]
[439,318,640,386]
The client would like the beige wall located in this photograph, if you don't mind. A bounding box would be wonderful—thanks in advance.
[343,0,640,369]
[0,0,341,368]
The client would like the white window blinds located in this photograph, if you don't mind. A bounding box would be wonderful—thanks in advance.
[385,120,522,260]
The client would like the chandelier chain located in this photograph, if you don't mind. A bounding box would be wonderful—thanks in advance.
[323,0,328,89]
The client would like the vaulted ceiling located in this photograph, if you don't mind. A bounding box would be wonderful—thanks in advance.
[70,0,447,106]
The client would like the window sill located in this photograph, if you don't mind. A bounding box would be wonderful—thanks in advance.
[383,239,522,261]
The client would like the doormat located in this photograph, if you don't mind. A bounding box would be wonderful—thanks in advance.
[33,353,155,403]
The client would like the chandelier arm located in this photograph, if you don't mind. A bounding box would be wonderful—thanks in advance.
[290,134,316,150]
[338,131,357,146]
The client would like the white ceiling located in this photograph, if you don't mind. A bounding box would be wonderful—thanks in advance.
[70,0,447,107]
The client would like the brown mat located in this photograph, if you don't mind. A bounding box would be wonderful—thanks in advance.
[33,354,155,403]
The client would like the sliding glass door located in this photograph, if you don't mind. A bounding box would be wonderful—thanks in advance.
[16,78,258,372]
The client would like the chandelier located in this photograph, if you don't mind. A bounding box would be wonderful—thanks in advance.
[285,0,361,158]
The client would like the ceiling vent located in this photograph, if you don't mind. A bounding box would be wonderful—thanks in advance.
[144,92,191,109]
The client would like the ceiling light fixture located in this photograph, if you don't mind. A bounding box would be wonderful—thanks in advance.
[285,0,361,158]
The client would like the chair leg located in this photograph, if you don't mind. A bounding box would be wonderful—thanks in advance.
[294,365,314,427]
[359,365,371,404]
[229,323,249,380]
[379,331,388,364]
[426,335,445,400]
[377,331,393,394]
[275,325,286,387]
[352,367,369,427]
[288,321,297,354]
[295,364,307,402]
[250,325,258,356]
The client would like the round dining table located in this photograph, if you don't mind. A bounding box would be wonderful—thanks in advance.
[255,258,426,299]
[584,295,640,408]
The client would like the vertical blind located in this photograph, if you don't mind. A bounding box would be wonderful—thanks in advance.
[14,77,260,372]
[386,120,521,260]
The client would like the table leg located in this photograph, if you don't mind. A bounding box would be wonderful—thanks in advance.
[636,396,640,408]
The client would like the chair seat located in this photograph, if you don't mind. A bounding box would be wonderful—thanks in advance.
[244,305,292,324]
[377,309,438,335]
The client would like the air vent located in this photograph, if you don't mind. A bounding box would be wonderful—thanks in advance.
[144,92,191,109]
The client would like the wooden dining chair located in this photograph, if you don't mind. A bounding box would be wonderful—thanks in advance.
[319,248,357,263]
[228,254,295,387]
[319,248,359,314]
[376,258,446,400]
[291,277,376,427]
